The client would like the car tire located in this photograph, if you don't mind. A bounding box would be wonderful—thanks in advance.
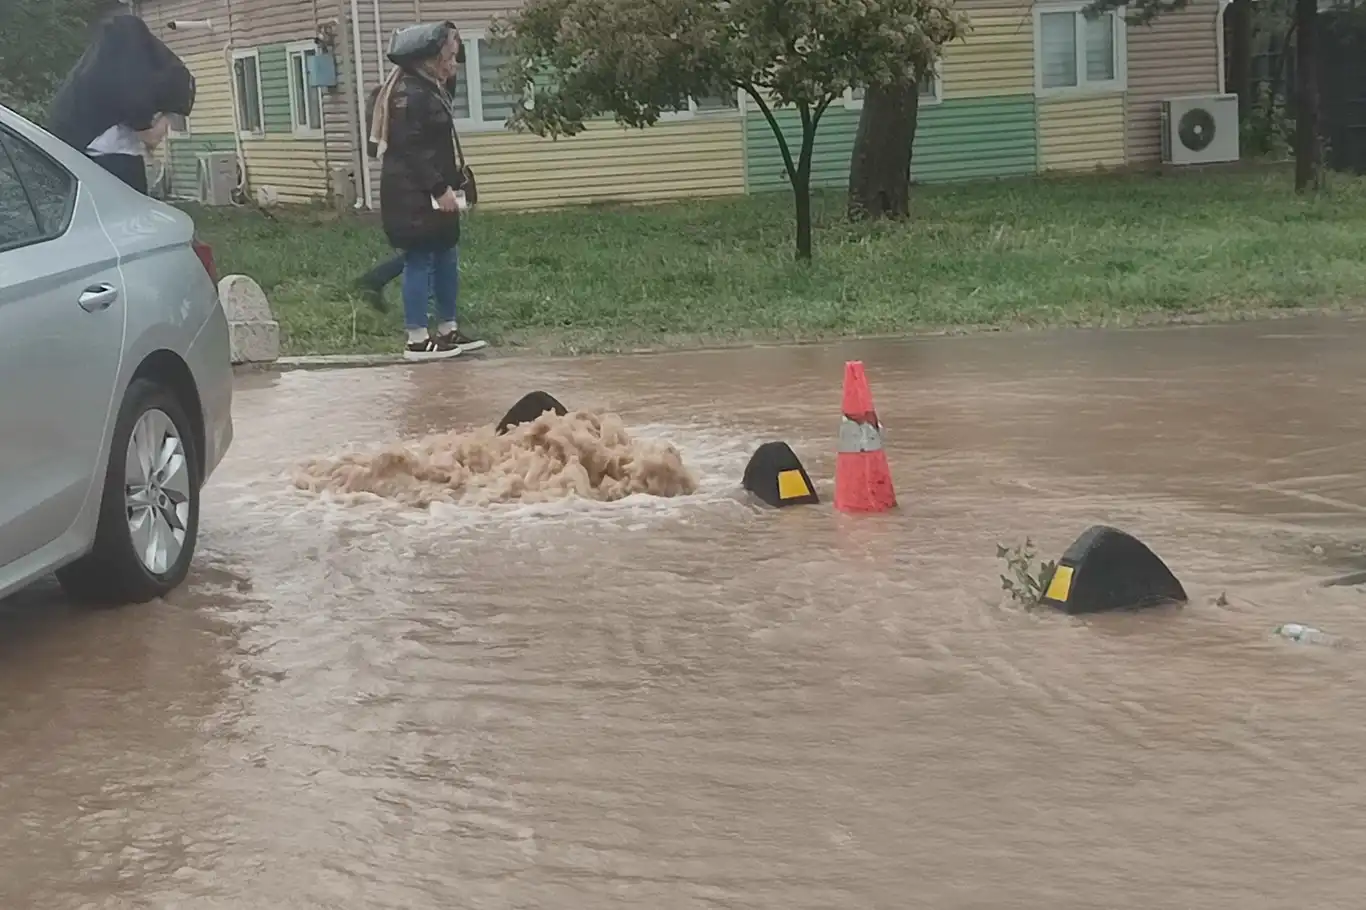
[57,378,201,605]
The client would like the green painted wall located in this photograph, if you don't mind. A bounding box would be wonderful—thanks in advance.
[744,96,1039,193]
[745,108,861,193]
[165,135,236,200]
[258,44,292,135]
[914,97,1037,181]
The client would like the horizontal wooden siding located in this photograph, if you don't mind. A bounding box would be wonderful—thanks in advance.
[1125,0,1222,162]
[1038,95,1126,172]
[943,0,1035,97]
[463,117,744,209]
[240,138,329,202]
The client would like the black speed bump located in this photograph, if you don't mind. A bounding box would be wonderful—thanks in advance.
[1039,525,1187,614]
[496,391,568,435]
[742,441,820,508]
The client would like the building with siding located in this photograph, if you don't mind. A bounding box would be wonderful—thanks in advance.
[130,0,1228,209]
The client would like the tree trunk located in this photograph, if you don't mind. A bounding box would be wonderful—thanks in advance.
[1226,0,1254,119]
[793,126,815,261]
[1293,0,1321,192]
[793,169,812,260]
[847,81,920,221]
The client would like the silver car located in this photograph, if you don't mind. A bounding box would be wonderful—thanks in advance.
[0,104,233,604]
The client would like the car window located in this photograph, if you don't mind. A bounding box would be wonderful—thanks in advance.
[0,142,42,251]
[0,130,76,239]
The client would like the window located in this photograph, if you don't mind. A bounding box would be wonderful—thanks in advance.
[0,130,75,253]
[449,30,562,130]
[844,65,943,110]
[447,32,738,128]
[287,41,325,135]
[232,49,265,136]
[0,143,39,251]
[693,93,738,113]
[444,30,499,130]
[476,38,521,125]
[660,91,741,120]
[1034,4,1125,94]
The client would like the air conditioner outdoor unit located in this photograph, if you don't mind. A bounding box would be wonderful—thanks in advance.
[197,151,238,206]
[1161,93,1240,166]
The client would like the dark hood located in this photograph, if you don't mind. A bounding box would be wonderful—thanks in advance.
[46,14,195,151]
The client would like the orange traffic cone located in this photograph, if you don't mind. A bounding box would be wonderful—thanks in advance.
[834,361,897,513]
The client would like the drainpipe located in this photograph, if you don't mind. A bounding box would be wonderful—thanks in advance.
[224,41,249,202]
[371,0,384,88]
[1216,0,1232,95]
[349,0,373,208]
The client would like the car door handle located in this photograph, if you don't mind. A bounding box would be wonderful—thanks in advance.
[78,284,119,312]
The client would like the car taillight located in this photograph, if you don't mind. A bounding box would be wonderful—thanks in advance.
[193,238,218,286]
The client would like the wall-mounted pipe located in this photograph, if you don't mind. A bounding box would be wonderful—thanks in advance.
[349,0,374,208]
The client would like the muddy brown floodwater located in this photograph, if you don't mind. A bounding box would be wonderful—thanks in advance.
[4,316,1366,909]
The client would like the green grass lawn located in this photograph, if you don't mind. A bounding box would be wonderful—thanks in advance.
[188,166,1366,357]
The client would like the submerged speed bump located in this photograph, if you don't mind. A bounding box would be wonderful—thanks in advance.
[1039,525,1187,614]
[743,441,820,508]
[496,391,568,435]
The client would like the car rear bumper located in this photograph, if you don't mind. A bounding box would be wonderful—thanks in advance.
[186,301,234,481]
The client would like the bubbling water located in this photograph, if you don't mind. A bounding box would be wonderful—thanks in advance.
[293,409,699,507]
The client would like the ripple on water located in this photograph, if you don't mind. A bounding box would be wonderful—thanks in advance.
[15,324,1366,909]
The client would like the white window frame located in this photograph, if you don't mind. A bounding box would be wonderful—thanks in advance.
[843,61,944,111]
[1032,2,1128,98]
[286,40,325,138]
[658,89,744,122]
[452,29,528,133]
[231,48,266,138]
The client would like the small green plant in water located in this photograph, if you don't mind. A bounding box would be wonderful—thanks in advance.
[996,538,1057,608]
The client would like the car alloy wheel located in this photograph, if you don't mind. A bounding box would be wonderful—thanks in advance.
[123,407,192,575]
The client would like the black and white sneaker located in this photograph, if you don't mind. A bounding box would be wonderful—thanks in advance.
[403,335,462,362]
[435,328,488,353]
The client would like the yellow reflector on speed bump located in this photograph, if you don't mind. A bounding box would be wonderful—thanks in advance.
[777,469,812,501]
[1044,564,1073,603]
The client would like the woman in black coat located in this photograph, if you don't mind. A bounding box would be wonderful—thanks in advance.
[352,70,460,312]
[370,23,484,361]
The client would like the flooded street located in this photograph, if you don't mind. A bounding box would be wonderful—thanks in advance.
[5,316,1366,909]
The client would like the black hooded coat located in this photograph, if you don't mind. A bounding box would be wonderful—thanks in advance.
[47,14,195,152]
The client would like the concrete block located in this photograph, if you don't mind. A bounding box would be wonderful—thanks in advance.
[218,274,280,364]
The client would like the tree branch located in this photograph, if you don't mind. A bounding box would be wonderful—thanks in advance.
[743,83,799,185]
[812,92,836,133]
[796,99,815,183]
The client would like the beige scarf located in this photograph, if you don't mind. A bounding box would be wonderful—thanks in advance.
[368,63,463,168]
[368,66,404,159]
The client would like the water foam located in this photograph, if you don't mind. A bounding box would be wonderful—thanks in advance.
[293,410,700,508]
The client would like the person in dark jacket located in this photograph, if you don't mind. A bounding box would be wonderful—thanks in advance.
[47,14,195,193]
[370,23,484,360]
[352,69,462,311]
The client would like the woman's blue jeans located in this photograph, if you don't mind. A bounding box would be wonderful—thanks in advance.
[401,245,459,330]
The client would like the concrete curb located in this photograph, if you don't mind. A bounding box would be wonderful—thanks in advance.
[275,353,406,371]
[238,305,1366,375]
[218,274,280,365]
